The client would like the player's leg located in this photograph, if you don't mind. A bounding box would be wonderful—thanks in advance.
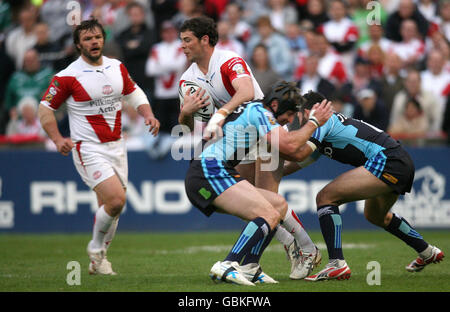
[364,195,444,272]
[211,180,281,284]
[89,174,126,250]
[306,166,390,281]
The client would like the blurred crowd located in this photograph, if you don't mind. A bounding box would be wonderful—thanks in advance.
[0,0,449,156]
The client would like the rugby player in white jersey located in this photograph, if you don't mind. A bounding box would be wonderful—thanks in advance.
[178,17,320,279]
[38,19,160,275]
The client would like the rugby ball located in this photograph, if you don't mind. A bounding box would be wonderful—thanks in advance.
[179,80,215,122]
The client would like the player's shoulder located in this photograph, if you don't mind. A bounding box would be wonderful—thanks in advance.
[180,63,200,82]
[102,55,122,67]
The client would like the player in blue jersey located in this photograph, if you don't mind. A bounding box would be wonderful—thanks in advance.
[183,83,333,285]
[281,91,444,281]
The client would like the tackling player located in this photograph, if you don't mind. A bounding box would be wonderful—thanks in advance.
[183,83,333,285]
[177,17,320,279]
[38,19,160,275]
[284,91,445,281]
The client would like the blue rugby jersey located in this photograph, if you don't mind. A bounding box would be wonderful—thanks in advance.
[200,102,280,167]
[308,112,400,167]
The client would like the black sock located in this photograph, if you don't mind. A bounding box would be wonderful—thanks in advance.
[317,205,344,260]
[241,228,276,265]
[385,213,428,253]
[225,217,270,264]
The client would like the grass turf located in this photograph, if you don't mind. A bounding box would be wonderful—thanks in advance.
[0,230,448,292]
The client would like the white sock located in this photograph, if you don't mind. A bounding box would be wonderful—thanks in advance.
[91,206,114,250]
[103,217,119,252]
[274,224,295,247]
[281,207,315,253]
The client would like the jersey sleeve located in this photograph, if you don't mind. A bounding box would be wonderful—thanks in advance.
[40,75,73,110]
[120,63,137,95]
[248,104,280,137]
[308,117,334,149]
[219,57,251,96]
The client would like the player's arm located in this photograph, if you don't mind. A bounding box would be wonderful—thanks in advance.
[265,100,332,161]
[283,153,319,177]
[38,104,73,156]
[178,87,210,131]
[124,85,160,136]
[39,76,73,156]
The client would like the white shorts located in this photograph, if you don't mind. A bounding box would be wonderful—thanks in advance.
[72,138,128,190]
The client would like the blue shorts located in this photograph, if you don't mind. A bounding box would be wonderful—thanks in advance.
[185,158,244,216]
[364,146,415,195]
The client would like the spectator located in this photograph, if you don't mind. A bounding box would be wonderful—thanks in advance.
[390,68,442,132]
[145,20,186,158]
[116,1,155,98]
[358,24,393,57]
[33,22,69,72]
[250,43,282,97]
[266,0,298,34]
[5,5,38,69]
[320,0,359,54]
[4,49,53,125]
[40,0,76,51]
[353,88,389,131]
[442,96,450,144]
[246,16,294,80]
[223,2,252,45]
[216,19,246,57]
[351,0,388,47]
[285,22,308,53]
[294,32,349,86]
[390,19,426,68]
[296,53,336,100]
[301,0,329,30]
[171,0,204,30]
[340,56,381,101]
[388,97,430,137]
[366,44,385,79]
[435,0,450,42]
[233,0,270,26]
[421,49,450,114]
[6,96,44,137]
[379,52,404,114]
[385,0,429,42]
[151,0,178,41]
[110,0,155,38]
[203,0,228,21]
[0,41,15,134]
[425,27,450,63]
[417,0,438,22]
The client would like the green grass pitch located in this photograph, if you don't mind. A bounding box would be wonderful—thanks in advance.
[0,230,448,292]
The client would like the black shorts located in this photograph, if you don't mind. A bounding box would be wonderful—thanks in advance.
[185,158,244,217]
[364,145,415,195]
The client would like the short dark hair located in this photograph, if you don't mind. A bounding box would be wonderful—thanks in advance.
[73,19,106,52]
[179,16,218,47]
[301,90,326,111]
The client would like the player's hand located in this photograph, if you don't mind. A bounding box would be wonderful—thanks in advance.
[181,88,210,115]
[203,109,228,141]
[309,99,333,127]
[55,137,74,156]
[145,116,160,136]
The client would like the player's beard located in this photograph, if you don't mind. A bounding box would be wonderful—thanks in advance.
[80,45,103,63]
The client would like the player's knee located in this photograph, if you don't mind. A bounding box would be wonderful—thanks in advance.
[272,194,288,219]
[364,210,384,227]
[106,194,126,216]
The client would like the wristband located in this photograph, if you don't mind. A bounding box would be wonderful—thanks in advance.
[308,118,320,128]
[217,108,230,117]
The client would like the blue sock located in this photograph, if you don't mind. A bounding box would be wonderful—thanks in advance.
[385,213,428,253]
[317,205,344,260]
[225,217,270,264]
[241,228,276,265]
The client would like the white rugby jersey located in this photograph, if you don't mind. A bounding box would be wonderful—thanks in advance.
[179,48,264,109]
[320,18,359,45]
[40,56,136,143]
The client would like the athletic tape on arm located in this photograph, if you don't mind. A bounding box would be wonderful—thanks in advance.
[124,85,149,109]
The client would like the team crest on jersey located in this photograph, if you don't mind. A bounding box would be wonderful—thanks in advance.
[263,110,277,125]
[45,93,54,102]
[232,63,245,75]
[102,85,114,95]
